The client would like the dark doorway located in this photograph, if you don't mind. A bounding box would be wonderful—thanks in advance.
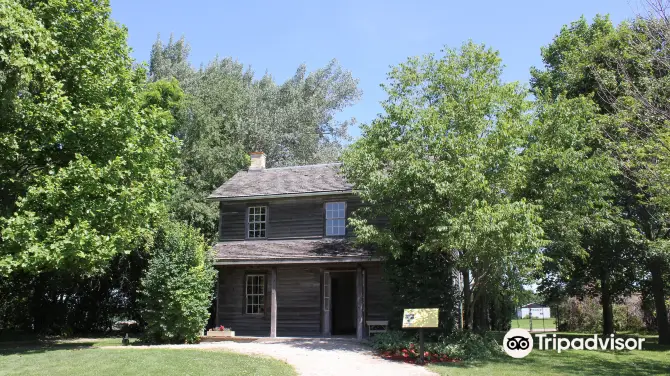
[331,271,356,335]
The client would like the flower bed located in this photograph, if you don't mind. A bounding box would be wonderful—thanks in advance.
[379,343,460,364]
[371,330,503,363]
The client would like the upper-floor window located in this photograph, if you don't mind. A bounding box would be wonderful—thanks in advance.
[325,202,346,236]
[248,206,267,238]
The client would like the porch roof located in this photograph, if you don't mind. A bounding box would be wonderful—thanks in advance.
[212,238,380,265]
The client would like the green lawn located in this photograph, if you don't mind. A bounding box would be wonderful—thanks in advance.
[0,342,296,376]
[511,318,556,330]
[428,333,670,376]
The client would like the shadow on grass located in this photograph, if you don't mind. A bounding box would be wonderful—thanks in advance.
[0,342,99,356]
[0,337,144,356]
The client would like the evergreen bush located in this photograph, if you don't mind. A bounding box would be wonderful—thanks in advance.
[139,221,216,343]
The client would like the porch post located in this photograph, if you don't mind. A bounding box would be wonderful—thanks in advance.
[215,269,220,327]
[356,265,366,340]
[270,267,277,338]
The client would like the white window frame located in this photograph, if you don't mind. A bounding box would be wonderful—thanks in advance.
[245,274,265,315]
[325,201,346,237]
[247,206,267,239]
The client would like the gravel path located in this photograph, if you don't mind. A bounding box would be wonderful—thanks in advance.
[104,338,435,376]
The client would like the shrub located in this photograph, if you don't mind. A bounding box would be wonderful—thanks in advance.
[613,302,645,333]
[370,330,411,352]
[139,221,217,343]
[558,297,602,332]
[430,331,503,360]
[558,296,647,333]
[370,330,503,361]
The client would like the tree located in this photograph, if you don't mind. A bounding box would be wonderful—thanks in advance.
[343,42,545,331]
[149,35,194,84]
[148,37,362,240]
[0,0,179,275]
[0,249,149,334]
[603,1,670,342]
[383,251,460,333]
[531,14,670,343]
[523,93,643,335]
[139,221,216,344]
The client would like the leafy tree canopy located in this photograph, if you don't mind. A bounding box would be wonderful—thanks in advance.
[343,42,546,327]
[530,12,670,341]
[148,36,362,239]
[0,0,180,275]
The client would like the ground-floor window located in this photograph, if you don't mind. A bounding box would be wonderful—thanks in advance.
[246,274,265,314]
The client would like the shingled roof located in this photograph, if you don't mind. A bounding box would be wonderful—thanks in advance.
[213,239,378,264]
[208,163,353,200]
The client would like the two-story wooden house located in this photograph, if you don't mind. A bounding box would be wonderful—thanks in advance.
[207,152,391,339]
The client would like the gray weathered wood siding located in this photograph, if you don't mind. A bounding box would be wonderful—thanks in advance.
[219,202,247,241]
[269,199,324,239]
[217,265,322,336]
[218,194,382,241]
[276,267,322,336]
[216,262,391,337]
[217,266,270,336]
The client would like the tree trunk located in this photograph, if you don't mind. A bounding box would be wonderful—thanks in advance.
[476,293,489,332]
[461,269,472,330]
[469,268,488,333]
[30,275,46,333]
[650,259,670,345]
[601,272,614,335]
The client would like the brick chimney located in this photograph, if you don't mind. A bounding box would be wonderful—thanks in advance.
[249,152,266,171]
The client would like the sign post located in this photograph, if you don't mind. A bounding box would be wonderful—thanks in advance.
[402,308,439,365]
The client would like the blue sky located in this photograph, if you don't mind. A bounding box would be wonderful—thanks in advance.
[111,0,639,139]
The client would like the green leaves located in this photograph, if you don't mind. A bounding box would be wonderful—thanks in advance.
[529,15,651,310]
[139,221,216,344]
[344,41,544,292]
[148,37,361,240]
[1,151,175,273]
[0,0,179,275]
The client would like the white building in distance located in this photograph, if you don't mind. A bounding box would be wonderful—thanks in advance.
[517,303,551,319]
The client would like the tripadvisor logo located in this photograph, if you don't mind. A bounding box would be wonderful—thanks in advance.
[503,328,534,358]
[503,328,646,358]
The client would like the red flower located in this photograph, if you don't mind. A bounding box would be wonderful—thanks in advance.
[219,325,224,331]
